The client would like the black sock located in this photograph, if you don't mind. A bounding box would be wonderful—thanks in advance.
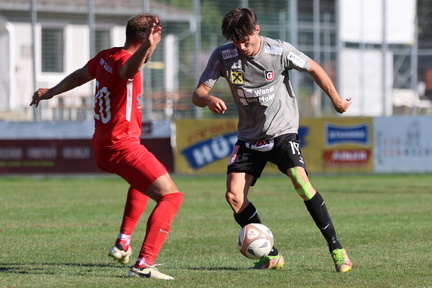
[234,202,279,256]
[234,202,261,227]
[304,192,343,252]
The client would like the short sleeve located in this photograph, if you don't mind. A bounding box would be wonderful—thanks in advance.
[283,42,310,71]
[199,49,224,88]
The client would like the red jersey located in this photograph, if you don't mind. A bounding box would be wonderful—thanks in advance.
[87,47,142,150]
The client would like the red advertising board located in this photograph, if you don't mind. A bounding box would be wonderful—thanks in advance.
[0,138,173,174]
[322,149,371,168]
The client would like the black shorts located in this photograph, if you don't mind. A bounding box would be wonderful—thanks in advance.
[227,133,307,185]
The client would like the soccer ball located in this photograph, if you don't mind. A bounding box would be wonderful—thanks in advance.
[237,223,274,259]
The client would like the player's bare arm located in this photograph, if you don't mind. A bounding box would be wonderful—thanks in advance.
[30,65,94,107]
[307,59,352,114]
[120,20,162,80]
[192,83,227,114]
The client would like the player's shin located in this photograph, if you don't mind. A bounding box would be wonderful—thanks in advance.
[136,192,183,267]
[118,187,149,247]
[304,191,343,252]
[234,202,261,227]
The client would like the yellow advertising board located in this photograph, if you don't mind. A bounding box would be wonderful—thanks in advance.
[175,117,373,175]
[175,118,238,174]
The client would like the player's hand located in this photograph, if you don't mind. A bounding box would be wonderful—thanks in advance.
[30,88,52,107]
[333,97,352,114]
[141,18,162,65]
[206,95,227,114]
[147,18,162,46]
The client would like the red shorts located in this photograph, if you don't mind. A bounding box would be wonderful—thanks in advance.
[93,142,168,193]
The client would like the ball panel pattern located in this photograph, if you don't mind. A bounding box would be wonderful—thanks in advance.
[237,223,274,259]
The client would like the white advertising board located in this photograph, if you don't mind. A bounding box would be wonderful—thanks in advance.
[374,116,432,173]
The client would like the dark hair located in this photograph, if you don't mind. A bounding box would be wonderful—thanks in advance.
[221,8,257,42]
[126,13,160,44]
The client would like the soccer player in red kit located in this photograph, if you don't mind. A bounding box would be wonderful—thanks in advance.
[30,13,182,280]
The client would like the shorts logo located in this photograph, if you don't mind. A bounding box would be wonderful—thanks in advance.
[265,70,274,81]
[231,71,244,84]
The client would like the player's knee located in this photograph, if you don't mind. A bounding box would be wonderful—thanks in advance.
[164,191,183,208]
[225,191,236,205]
[287,167,315,200]
[225,191,243,213]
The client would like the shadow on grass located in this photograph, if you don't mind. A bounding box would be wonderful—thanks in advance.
[185,266,243,271]
[0,263,243,276]
[0,263,125,277]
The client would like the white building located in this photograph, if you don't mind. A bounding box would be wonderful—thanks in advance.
[0,0,192,121]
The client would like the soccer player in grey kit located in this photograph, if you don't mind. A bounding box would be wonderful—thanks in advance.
[192,7,353,272]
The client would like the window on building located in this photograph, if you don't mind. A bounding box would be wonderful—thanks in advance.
[95,30,111,53]
[41,27,64,73]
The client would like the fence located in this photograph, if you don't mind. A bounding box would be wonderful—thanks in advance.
[0,0,431,122]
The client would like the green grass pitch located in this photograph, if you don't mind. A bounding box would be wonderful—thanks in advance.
[1,173,431,287]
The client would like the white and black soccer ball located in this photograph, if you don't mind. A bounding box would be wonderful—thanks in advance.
[237,223,274,259]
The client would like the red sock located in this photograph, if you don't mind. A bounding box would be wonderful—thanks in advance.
[135,192,183,267]
[116,187,149,250]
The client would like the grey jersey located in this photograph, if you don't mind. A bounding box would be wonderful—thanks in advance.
[199,36,310,142]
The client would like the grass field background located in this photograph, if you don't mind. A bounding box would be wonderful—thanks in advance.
[1,173,431,287]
